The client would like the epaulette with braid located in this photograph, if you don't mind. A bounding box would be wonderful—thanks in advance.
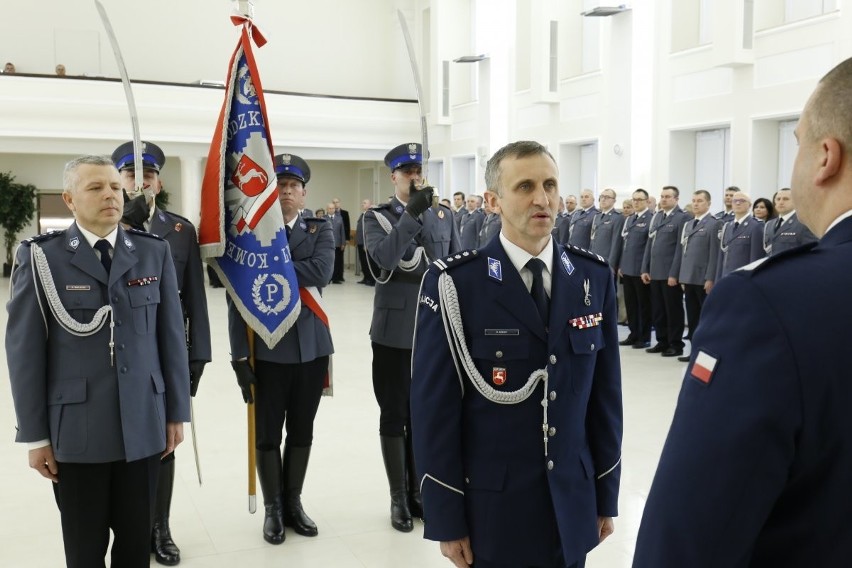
[22,230,64,245]
[566,244,607,266]
[431,249,479,272]
[126,227,164,240]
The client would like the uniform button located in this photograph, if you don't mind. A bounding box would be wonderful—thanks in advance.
[465,477,470,484]
[547,460,554,470]
[120,366,127,374]
[146,295,151,300]
[549,354,557,364]
[112,296,118,303]
[56,394,62,401]
[549,391,557,401]
[118,344,125,351]
[548,427,556,436]
[495,350,503,359]
[590,343,595,350]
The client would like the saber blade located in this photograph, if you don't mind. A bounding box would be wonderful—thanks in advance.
[190,399,203,486]
[396,10,429,184]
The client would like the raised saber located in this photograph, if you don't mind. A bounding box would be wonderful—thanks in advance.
[94,0,148,200]
[396,10,430,186]
[190,399,203,485]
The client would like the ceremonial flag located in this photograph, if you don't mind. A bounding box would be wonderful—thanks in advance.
[199,17,299,348]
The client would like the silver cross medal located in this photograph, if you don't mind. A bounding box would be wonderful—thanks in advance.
[583,279,592,306]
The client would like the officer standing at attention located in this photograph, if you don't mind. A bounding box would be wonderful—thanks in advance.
[229,153,333,545]
[716,190,765,280]
[634,56,852,567]
[112,141,211,566]
[670,190,721,361]
[640,186,691,358]
[356,199,377,285]
[459,194,486,249]
[562,189,598,249]
[478,198,502,248]
[763,187,818,255]
[411,141,622,568]
[363,142,460,532]
[589,188,625,268]
[616,189,654,348]
[7,155,190,568]
[713,186,738,222]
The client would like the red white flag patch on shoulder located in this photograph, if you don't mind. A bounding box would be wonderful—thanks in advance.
[690,351,718,384]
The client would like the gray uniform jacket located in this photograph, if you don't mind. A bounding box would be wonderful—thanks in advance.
[6,223,190,463]
[589,209,625,267]
[328,213,346,247]
[355,212,366,246]
[478,213,502,248]
[364,198,459,349]
[459,209,485,250]
[716,217,766,280]
[149,208,211,364]
[763,212,817,256]
[617,209,653,276]
[641,208,692,280]
[552,212,569,237]
[670,215,721,285]
[564,207,598,249]
[229,215,334,364]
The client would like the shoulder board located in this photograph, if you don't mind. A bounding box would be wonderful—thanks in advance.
[371,203,392,211]
[740,241,818,274]
[127,227,164,240]
[162,210,194,226]
[567,245,608,266]
[304,216,327,223]
[431,249,479,272]
[22,229,64,245]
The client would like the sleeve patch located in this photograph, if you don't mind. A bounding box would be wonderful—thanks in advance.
[689,350,718,384]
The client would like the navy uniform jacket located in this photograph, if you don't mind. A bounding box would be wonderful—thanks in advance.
[762,212,817,256]
[671,215,721,285]
[641,208,692,280]
[459,209,485,250]
[229,215,334,363]
[149,208,211,364]
[6,223,190,463]
[589,209,625,267]
[634,217,852,567]
[411,237,622,566]
[617,209,653,275]
[716,217,765,280]
[477,213,501,248]
[563,207,598,249]
[364,198,459,349]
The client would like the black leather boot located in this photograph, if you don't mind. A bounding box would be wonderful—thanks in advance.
[257,449,285,544]
[151,459,181,566]
[405,431,424,521]
[380,436,413,532]
[282,445,319,537]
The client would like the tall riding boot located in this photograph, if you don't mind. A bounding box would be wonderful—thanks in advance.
[282,445,319,537]
[405,431,424,521]
[257,449,285,544]
[380,435,413,532]
[151,459,181,566]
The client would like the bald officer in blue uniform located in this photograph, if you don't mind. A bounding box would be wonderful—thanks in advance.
[715,190,765,280]
[7,155,190,568]
[763,187,817,255]
[364,142,460,532]
[412,141,622,568]
[634,57,852,566]
[229,153,334,545]
[113,140,211,566]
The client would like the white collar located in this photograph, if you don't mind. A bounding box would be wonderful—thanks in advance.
[77,224,118,250]
[499,233,554,279]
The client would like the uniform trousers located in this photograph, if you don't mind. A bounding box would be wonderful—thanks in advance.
[682,283,707,341]
[622,274,651,342]
[52,454,161,568]
[371,342,412,437]
[648,279,685,349]
[357,244,376,284]
[472,555,584,568]
[332,247,345,282]
[254,357,327,450]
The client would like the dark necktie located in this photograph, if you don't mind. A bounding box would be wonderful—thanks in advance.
[526,258,549,328]
[286,224,292,240]
[692,218,699,230]
[775,217,782,231]
[734,221,740,230]
[94,239,112,274]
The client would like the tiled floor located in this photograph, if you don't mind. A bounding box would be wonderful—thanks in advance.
[0,267,687,567]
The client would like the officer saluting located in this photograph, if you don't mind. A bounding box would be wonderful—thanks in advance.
[112,140,211,566]
[229,153,334,545]
[6,155,190,567]
[363,142,460,532]
[412,141,622,567]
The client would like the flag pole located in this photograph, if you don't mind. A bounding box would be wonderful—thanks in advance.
[247,328,257,514]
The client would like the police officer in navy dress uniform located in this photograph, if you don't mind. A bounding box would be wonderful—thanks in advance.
[715,190,765,281]
[7,156,190,568]
[363,142,460,532]
[763,187,818,256]
[412,141,622,568]
[634,58,852,566]
[229,153,334,545]
[459,195,485,250]
[112,141,212,566]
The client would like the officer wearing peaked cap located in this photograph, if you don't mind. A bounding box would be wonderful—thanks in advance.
[112,140,211,566]
[363,142,460,533]
[229,152,334,545]
[412,141,622,567]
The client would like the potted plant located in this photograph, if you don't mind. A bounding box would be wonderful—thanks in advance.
[0,171,38,277]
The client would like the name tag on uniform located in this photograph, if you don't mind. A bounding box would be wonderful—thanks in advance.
[66,284,91,291]
[485,329,519,336]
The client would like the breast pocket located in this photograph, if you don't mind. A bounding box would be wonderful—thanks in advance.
[67,290,104,322]
[470,335,530,390]
[128,285,161,335]
[567,326,605,393]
